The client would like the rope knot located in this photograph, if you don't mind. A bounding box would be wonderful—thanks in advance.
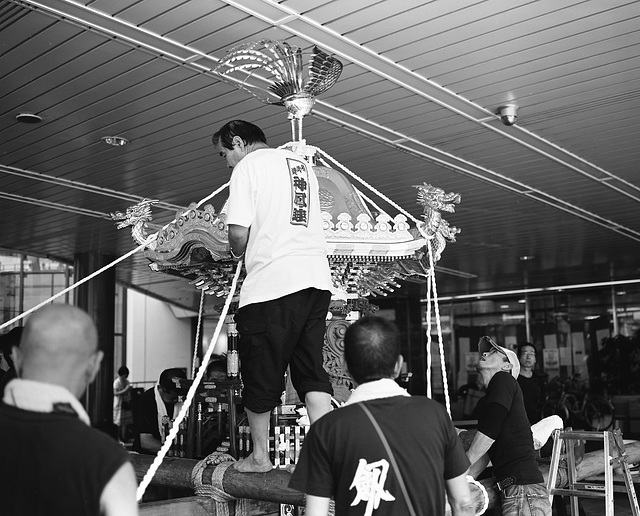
[191,452,248,515]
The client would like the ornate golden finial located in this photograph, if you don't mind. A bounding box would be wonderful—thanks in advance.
[214,40,342,140]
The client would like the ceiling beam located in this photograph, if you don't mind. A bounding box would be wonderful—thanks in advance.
[12,0,640,243]
[224,0,640,201]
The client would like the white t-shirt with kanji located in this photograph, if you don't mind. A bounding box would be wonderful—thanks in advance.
[226,148,334,307]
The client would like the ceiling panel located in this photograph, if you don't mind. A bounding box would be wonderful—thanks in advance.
[1,0,640,312]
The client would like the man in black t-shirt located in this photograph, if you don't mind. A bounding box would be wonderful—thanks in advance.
[290,317,474,516]
[466,336,551,516]
[0,305,137,516]
[517,343,545,424]
[132,367,186,454]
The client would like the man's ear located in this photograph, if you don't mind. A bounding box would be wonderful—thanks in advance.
[13,346,23,376]
[232,135,244,147]
[87,350,104,384]
[341,355,349,376]
[393,355,404,379]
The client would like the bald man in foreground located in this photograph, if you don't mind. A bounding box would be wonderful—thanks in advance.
[0,304,138,516]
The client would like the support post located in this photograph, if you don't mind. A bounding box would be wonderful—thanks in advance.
[74,252,116,428]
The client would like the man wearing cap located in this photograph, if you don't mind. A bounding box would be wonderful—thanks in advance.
[466,336,551,516]
[132,367,186,454]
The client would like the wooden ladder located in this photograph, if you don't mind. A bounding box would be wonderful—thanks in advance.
[547,428,640,516]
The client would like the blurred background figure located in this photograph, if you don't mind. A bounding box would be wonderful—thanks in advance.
[517,343,546,425]
[113,365,132,442]
[205,355,228,382]
[0,326,23,396]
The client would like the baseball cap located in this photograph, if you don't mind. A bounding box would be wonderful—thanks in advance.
[478,336,520,379]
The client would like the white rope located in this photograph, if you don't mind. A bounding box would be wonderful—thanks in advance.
[425,265,433,399]
[194,182,230,209]
[313,146,422,225]
[416,226,450,416]
[0,183,230,332]
[136,258,243,501]
[315,155,390,219]
[427,238,451,418]
[306,142,453,416]
[353,187,390,218]
[0,236,155,332]
[191,289,207,378]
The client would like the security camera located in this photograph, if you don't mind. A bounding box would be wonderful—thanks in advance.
[498,104,518,126]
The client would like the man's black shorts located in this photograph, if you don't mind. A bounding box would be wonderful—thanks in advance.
[234,288,332,413]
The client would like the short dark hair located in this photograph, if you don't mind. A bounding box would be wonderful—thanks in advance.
[117,365,129,376]
[211,120,267,149]
[517,343,536,356]
[344,316,400,385]
[206,355,227,375]
[159,368,187,393]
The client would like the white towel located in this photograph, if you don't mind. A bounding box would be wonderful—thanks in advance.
[154,383,183,443]
[344,378,410,406]
[531,415,563,450]
[3,378,91,426]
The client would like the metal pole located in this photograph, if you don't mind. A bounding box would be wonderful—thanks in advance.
[19,254,25,316]
[524,293,531,342]
[611,285,619,336]
[74,252,116,427]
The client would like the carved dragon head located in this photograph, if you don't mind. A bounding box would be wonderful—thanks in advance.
[110,199,158,229]
[414,183,461,214]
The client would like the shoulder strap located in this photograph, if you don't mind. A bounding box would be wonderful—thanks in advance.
[358,402,417,516]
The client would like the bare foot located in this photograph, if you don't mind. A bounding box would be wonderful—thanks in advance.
[234,453,273,473]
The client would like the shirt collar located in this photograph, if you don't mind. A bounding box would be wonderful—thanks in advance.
[3,378,91,425]
[344,378,410,406]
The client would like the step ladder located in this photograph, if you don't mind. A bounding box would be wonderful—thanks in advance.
[546,428,640,516]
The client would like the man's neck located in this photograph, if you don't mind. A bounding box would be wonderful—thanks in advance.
[478,370,494,388]
[246,142,270,154]
[519,367,534,378]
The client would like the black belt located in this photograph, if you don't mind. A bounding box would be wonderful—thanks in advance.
[496,477,517,491]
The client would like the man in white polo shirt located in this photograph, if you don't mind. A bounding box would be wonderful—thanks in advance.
[212,120,334,473]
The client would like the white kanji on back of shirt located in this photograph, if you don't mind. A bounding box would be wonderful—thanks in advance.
[349,458,396,515]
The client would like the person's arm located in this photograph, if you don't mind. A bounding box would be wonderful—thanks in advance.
[304,494,331,516]
[140,433,162,453]
[467,392,510,477]
[466,430,494,478]
[445,472,475,516]
[228,224,249,259]
[100,462,139,516]
[114,383,130,396]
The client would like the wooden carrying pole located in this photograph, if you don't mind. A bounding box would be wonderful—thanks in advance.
[131,455,303,505]
[131,440,640,514]
[130,454,490,515]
